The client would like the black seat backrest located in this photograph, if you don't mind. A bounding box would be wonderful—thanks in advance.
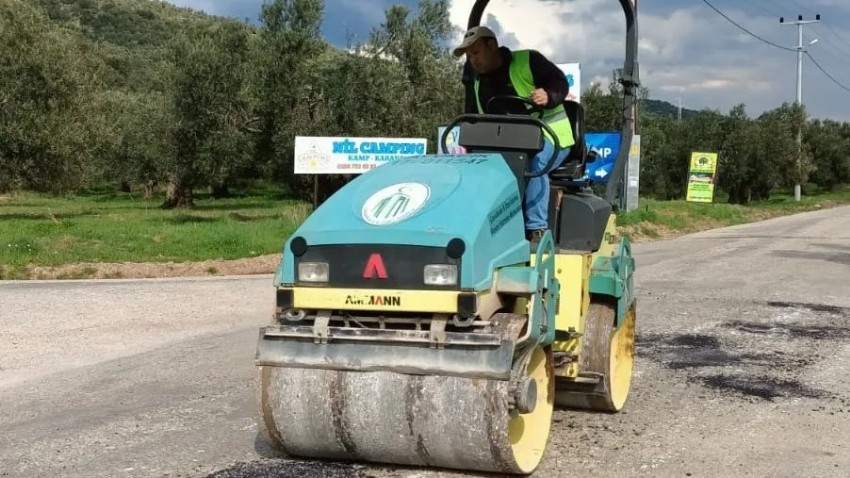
[562,100,586,161]
[457,119,544,200]
[458,120,544,153]
[548,99,596,182]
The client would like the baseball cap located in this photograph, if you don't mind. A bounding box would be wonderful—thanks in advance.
[452,26,496,57]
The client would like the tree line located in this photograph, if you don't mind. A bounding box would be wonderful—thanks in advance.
[1,0,848,207]
[585,79,850,204]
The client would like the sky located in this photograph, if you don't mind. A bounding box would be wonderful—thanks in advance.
[164,0,850,122]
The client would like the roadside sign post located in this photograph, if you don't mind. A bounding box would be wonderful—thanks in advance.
[294,136,429,209]
[625,134,641,212]
[584,132,621,184]
[685,152,719,203]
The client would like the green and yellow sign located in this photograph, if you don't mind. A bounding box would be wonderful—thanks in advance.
[686,152,718,203]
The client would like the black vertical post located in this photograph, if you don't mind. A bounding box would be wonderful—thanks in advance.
[312,175,319,211]
[606,0,640,210]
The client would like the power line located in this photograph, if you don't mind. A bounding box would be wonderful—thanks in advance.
[778,13,850,96]
[747,0,850,58]
[700,0,795,52]
[821,21,850,53]
[748,0,779,19]
[805,51,850,93]
[700,3,850,98]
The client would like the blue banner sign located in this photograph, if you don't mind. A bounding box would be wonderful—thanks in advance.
[583,132,621,183]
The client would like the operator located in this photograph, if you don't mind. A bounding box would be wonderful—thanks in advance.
[453,26,575,242]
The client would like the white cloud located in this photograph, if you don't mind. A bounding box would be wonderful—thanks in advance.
[447,0,850,121]
[161,0,850,121]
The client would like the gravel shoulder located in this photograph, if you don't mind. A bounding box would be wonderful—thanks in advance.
[1,206,849,478]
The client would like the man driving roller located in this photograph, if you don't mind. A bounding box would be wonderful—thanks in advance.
[453,26,575,242]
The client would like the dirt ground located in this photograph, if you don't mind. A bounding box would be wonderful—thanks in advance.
[24,253,284,280]
[24,232,661,281]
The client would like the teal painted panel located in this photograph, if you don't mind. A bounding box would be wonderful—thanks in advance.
[588,237,637,328]
[589,256,622,298]
[277,154,531,290]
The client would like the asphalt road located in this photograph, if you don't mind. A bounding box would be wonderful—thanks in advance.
[2,205,849,478]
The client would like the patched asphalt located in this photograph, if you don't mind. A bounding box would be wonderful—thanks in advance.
[2,205,849,478]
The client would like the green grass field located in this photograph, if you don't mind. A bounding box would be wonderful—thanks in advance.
[1,184,848,280]
[0,186,311,279]
[617,185,850,239]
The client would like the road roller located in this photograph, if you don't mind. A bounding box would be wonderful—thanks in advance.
[255,0,639,474]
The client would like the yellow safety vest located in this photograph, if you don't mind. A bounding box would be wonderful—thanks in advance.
[474,49,575,149]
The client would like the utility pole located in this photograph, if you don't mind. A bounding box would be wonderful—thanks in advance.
[678,97,682,122]
[780,14,820,202]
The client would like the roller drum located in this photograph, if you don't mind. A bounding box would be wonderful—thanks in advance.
[258,345,554,475]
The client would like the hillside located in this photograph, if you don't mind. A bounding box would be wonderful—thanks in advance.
[25,0,246,92]
[642,98,701,119]
[27,0,688,113]
[30,0,218,47]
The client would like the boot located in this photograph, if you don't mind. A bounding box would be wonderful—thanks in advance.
[526,229,547,246]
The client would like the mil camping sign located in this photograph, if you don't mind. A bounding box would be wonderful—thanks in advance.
[294,136,428,175]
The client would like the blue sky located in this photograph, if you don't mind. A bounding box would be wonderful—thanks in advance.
[165,0,850,122]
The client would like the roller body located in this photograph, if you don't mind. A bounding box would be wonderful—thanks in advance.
[255,81,639,474]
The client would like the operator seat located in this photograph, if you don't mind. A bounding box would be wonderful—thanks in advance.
[456,117,545,200]
[549,100,597,181]
[546,99,611,253]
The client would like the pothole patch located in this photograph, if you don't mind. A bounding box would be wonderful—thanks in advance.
[766,301,848,316]
[637,298,848,403]
[205,460,367,478]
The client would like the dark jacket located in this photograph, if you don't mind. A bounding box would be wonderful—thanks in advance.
[466,46,569,115]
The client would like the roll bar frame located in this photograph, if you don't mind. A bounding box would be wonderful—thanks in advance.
[462,0,640,209]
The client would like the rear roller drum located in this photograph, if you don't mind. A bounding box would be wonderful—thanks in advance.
[555,301,636,412]
[257,345,555,475]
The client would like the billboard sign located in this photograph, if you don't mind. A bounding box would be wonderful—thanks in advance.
[583,132,621,183]
[556,63,581,103]
[685,152,719,202]
[436,126,467,155]
[294,136,428,174]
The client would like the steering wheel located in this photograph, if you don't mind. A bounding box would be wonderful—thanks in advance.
[438,94,562,179]
[485,95,545,118]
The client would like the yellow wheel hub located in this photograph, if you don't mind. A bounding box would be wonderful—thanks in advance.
[608,304,636,411]
[508,345,555,473]
[555,301,637,413]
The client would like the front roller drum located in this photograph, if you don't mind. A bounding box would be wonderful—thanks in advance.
[257,345,555,475]
[556,301,636,412]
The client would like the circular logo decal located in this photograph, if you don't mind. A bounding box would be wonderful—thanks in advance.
[361,182,430,226]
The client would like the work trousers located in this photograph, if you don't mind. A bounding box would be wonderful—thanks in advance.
[524,138,571,231]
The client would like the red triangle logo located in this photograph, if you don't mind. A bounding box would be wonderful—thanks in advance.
[363,253,388,279]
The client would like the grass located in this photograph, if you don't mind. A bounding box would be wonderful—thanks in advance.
[0,186,311,280]
[1,183,849,280]
[616,184,850,241]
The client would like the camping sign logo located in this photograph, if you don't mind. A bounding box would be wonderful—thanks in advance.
[362,182,430,226]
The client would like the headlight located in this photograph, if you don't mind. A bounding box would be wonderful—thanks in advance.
[424,264,457,286]
[298,262,328,282]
